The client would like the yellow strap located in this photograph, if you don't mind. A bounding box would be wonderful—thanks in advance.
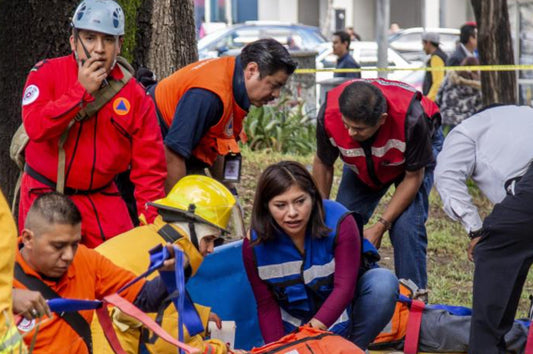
[0,322,25,353]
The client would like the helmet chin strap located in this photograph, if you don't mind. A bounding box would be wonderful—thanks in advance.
[188,222,200,250]
[73,28,92,62]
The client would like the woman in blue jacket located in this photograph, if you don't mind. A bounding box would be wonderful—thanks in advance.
[242,161,398,349]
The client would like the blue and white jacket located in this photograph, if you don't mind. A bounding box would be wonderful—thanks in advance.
[251,200,354,335]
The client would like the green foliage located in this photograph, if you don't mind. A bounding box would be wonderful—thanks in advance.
[116,0,142,62]
[244,96,316,155]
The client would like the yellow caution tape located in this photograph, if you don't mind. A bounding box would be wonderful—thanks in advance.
[294,64,533,74]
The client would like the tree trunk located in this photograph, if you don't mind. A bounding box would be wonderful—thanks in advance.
[0,0,76,202]
[471,0,516,105]
[134,0,198,79]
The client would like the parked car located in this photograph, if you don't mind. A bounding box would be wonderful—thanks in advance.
[315,41,423,83]
[198,21,327,59]
[388,27,460,62]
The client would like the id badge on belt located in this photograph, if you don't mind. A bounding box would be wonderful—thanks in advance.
[223,153,242,183]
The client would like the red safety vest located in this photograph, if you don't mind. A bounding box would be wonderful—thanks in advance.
[324,78,432,189]
[155,57,247,166]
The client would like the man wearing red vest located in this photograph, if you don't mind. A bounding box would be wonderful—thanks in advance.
[149,39,297,192]
[312,79,443,289]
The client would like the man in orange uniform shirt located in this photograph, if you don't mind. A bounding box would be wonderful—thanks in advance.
[13,192,178,353]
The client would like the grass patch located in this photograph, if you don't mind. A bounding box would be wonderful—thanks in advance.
[237,148,533,316]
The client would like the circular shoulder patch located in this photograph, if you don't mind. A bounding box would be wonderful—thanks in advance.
[113,97,131,116]
[22,85,39,106]
[17,318,35,333]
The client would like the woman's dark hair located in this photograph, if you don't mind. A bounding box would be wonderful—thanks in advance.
[250,161,330,245]
[457,56,480,80]
[339,81,387,126]
[240,38,298,78]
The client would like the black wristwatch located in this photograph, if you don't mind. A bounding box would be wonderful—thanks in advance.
[468,228,483,239]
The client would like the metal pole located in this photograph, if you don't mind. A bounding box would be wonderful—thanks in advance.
[376,0,390,78]
[439,0,445,27]
[225,0,233,25]
[513,0,520,104]
[205,0,211,23]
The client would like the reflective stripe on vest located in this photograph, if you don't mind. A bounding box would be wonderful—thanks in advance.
[258,260,303,280]
[280,307,350,333]
[258,259,336,285]
[334,140,407,159]
[252,200,353,335]
[0,319,24,353]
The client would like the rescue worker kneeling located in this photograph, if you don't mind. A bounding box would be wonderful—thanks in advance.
[91,175,236,354]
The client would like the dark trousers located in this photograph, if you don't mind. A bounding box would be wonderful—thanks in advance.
[469,164,533,353]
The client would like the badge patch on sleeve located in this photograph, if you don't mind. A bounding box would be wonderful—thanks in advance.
[22,85,39,106]
[113,97,131,116]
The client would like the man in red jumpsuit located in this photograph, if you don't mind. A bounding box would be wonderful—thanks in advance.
[19,0,166,248]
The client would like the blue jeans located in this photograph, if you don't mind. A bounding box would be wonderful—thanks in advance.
[349,268,399,349]
[337,128,444,289]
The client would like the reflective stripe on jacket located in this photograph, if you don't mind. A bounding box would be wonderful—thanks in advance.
[251,200,352,335]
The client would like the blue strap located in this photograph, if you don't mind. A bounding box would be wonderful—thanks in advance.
[398,294,472,316]
[46,244,203,341]
[427,304,472,316]
[176,248,185,354]
[158,246,204,337]
[117,244,170,294]
[47,298,102,312]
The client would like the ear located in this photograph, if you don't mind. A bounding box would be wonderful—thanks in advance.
[117,36,124,54]
[21,229,35,249]
[378,113,388,127]
[69,35,76,52]
[244,62,259,80]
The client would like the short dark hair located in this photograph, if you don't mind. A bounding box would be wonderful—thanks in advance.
[339,81,387,126]
[460,24,477,45]
[25,192,82,234]
[240,38,298,78]
[333,30,351,48]
[250,161,329,245]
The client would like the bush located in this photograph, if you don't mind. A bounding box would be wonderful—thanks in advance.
[244,96,316,155]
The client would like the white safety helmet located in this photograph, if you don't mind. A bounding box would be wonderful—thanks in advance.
[72,0,125,36]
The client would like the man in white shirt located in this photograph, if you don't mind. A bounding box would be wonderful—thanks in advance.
[434,105,533,353]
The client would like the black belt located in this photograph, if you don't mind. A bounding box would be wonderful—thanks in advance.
[24,164,112,195]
